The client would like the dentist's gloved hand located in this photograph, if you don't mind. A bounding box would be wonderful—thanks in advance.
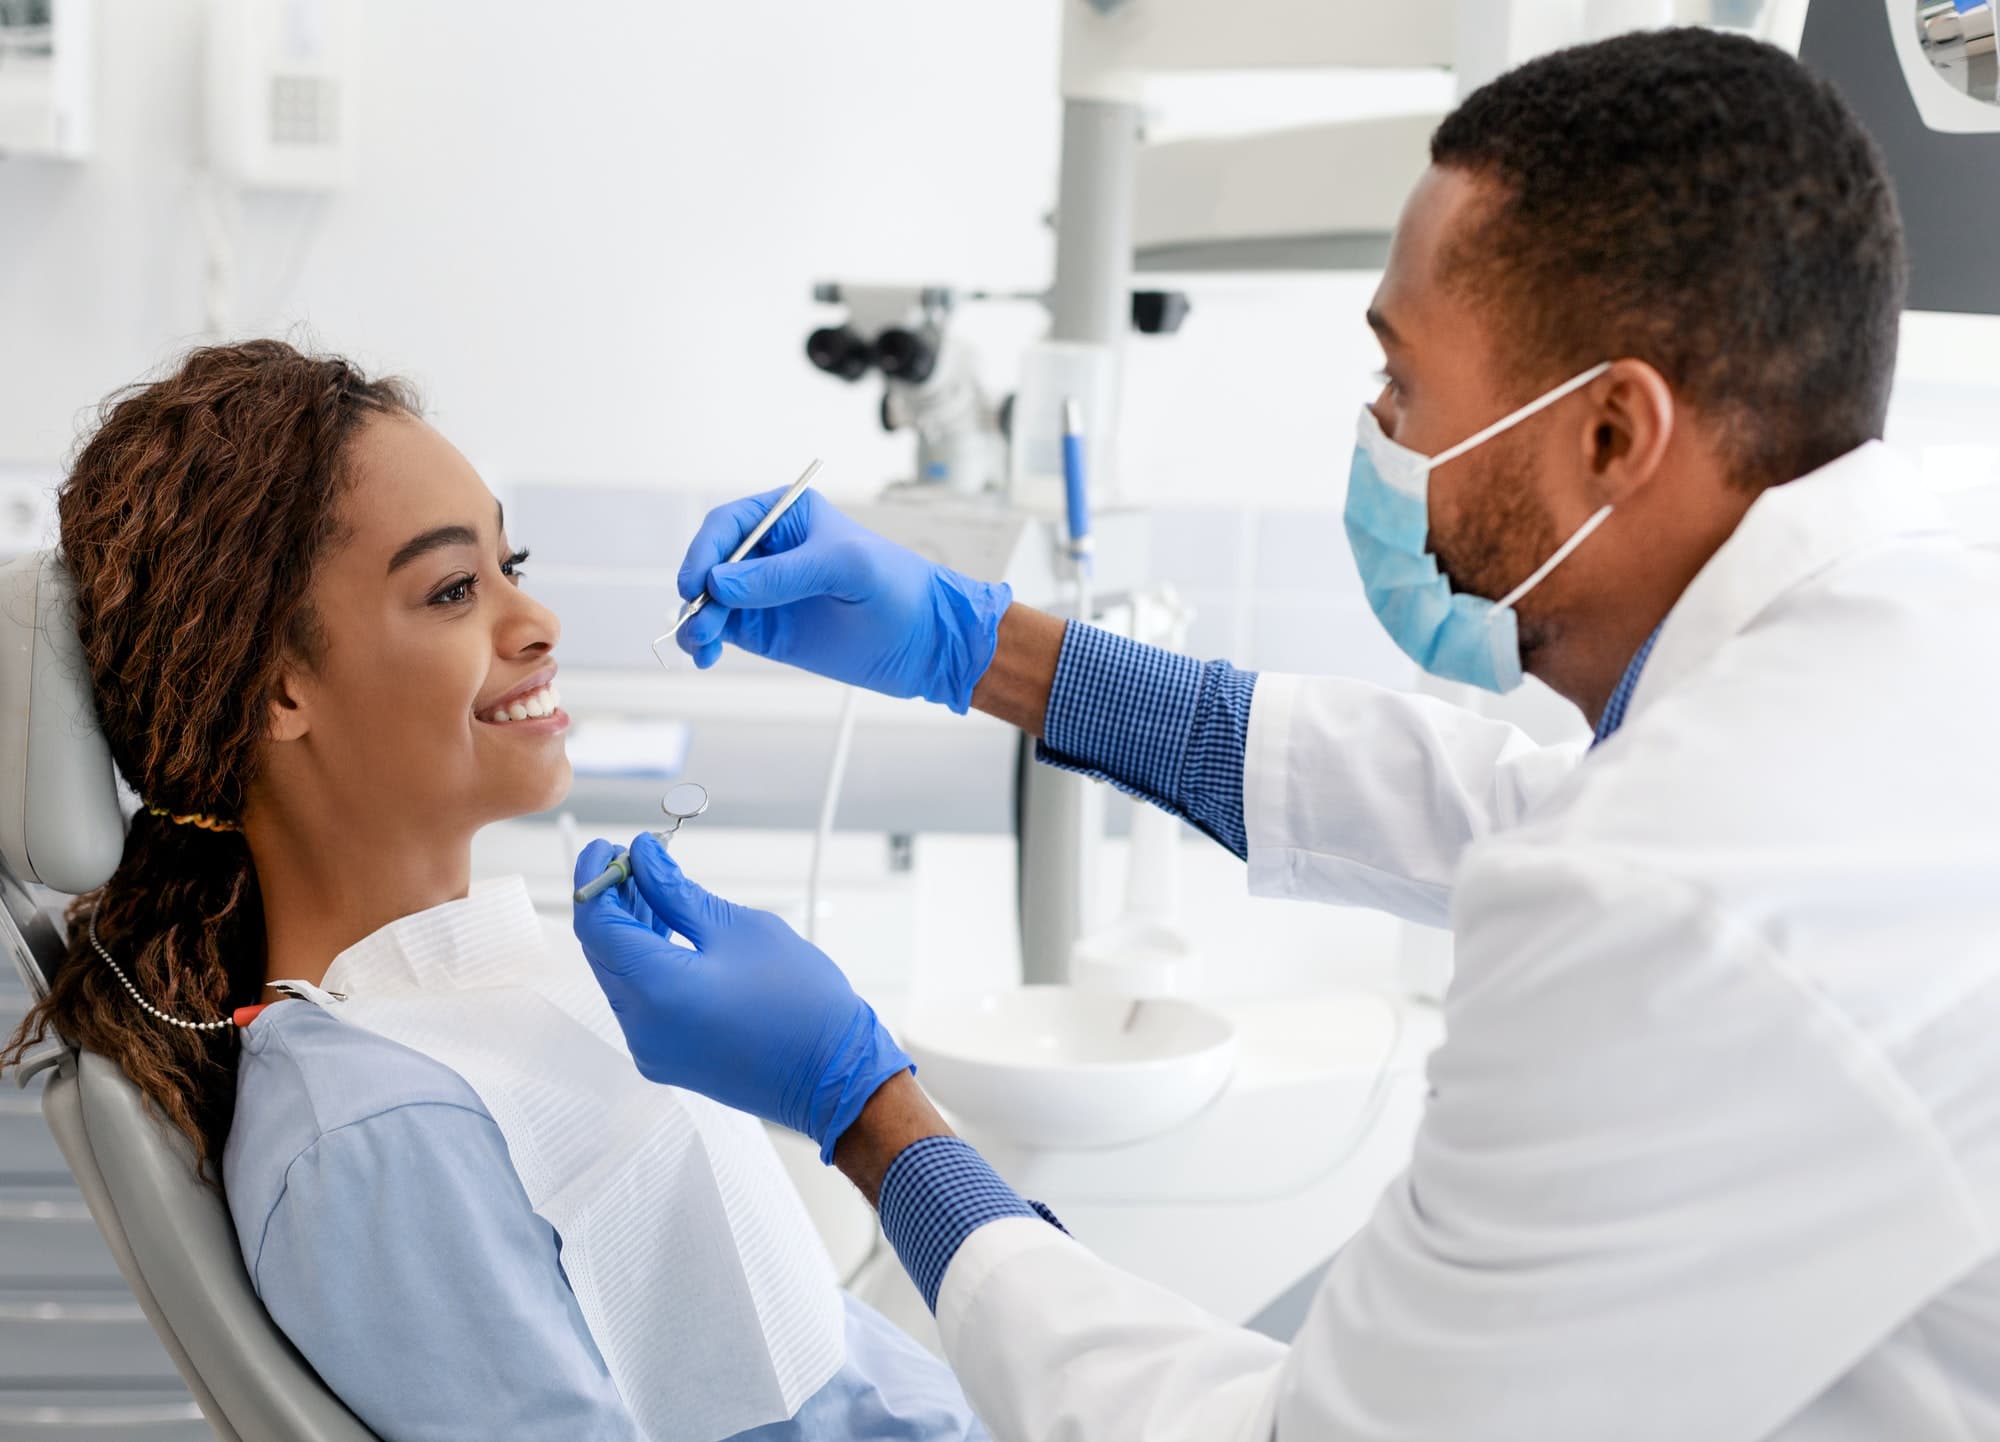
[572,833,914,1163]
[675,487,1012,713]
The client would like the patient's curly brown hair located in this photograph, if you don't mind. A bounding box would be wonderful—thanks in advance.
[0,340,417,1178]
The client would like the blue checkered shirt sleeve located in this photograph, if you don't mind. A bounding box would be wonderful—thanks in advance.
[877,1136,1065,1312]
[1036,622,1258,860]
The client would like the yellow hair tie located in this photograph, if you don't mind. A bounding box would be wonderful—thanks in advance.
[146,805,242,834]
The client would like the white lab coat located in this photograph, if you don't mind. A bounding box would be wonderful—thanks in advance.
[935,441,2000,1442]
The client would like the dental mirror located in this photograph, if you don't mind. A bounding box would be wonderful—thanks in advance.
[571,780,713,903]
[657,781,710,839]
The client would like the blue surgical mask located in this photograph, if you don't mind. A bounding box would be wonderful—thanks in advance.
[1343,362,1614,692]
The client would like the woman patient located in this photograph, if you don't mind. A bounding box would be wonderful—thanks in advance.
[0,340,984,1441]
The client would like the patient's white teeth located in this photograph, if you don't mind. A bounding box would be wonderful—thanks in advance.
[480,682,563,723]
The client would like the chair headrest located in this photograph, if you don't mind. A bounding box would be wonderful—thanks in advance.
[0,553,126,894]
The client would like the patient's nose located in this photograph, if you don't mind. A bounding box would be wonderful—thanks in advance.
[497,583,559,658]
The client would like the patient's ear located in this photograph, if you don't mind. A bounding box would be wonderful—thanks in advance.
[267,667,312,743]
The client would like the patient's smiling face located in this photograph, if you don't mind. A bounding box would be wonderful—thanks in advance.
[267,412,572,839]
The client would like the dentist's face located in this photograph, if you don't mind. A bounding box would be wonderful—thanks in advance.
[1366,165,1594,665]
[273,412,571,839]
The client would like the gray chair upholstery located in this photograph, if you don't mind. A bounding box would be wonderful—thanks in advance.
[0,552,379,1441]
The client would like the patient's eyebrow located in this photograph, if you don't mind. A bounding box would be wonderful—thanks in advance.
[387,524,479,575]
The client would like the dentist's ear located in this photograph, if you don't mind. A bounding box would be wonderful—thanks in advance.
[266,666,313,743]
[1583,358,1676,507]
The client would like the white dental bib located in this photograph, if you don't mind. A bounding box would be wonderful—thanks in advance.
[283,877,844,1442]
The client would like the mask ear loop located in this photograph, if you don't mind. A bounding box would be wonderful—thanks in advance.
[1494,505,1615,613]
[1428,361,1614,470]
[1425,360,1618,616]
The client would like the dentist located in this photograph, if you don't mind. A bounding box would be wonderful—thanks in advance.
[575,29,2000,1442]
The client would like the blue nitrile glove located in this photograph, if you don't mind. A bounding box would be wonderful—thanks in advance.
[571,832,914,1163]
[675,488,1012,714]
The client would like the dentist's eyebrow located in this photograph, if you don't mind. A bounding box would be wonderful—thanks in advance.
[387,524,479,575]
[1366,306,1401,345]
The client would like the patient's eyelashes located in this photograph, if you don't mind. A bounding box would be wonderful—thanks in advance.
[429,574,477,607]
[429,549,530,608]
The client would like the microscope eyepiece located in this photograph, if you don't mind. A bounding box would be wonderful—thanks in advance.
[872,327,939,385]
[805,326,875,381]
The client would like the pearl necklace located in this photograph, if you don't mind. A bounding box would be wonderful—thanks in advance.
[86,904,231,1033]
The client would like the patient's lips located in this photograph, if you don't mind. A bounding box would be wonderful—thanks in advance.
[475,666,567,729]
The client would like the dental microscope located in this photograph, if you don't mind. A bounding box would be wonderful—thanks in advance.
[804,283,1009,498]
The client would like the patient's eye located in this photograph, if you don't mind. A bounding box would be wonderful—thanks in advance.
[429,574,477,607]
[429,549,529,607]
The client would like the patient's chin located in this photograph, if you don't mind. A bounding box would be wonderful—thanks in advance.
[525,753,574,814]
[471,741,573,831]
[473,753,571,828]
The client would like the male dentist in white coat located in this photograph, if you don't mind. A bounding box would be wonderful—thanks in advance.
[573,28,2000,1442]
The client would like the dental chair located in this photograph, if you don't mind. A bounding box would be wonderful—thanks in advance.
[0,552,379,1441]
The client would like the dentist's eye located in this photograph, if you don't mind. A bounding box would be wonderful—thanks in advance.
[501,548,530,582]
[430,574,477,607]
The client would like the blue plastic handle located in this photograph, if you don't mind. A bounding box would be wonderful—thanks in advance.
[1062,432,1090,554]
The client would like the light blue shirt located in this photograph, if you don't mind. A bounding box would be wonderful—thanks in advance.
[224,1001,987,1442]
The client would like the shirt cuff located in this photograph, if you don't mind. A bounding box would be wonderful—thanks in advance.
[1037,621,1257,859]
[877,1136,1065,1313]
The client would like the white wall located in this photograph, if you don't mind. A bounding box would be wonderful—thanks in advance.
[7,2,1995,515]
[0,2,1404,521]
[0,0,1063,497]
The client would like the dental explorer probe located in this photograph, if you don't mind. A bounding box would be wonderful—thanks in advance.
[651,458,824,664]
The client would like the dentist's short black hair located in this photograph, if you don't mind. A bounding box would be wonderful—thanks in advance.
[1430,26,1906,491]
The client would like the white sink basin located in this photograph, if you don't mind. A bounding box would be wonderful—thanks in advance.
[903,987,1238,1150]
